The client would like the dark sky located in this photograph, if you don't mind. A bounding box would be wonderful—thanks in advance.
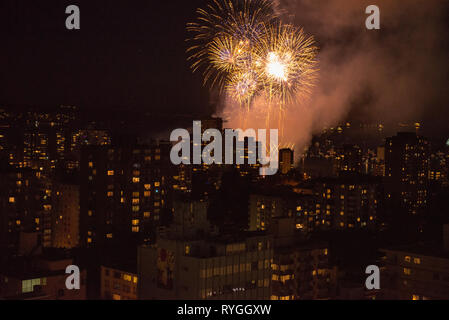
[0,0,210,115]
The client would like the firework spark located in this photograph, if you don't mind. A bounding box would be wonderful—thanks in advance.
[254,23,318,104]
[187,0,318,137]
[187,0,277,89]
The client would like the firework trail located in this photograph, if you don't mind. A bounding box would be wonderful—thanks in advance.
[186,0,318,139]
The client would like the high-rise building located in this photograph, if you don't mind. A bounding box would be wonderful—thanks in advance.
[79,143,175,248]
[0,164,50,254]
[138,198,273,300]
[270,217,337,300]
[334,144,363,174]
[279,148,294,175]
[385,132,430,215]
[51,181,80,249]
[313,173,380,230]
[248,189,318,234]
[100,263,138,300]
[380,226,449,300]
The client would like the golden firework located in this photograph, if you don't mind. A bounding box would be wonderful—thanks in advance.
[253,23,318,104]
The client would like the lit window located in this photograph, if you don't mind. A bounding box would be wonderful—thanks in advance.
[404,256,411,262]
[107,170,114,176]
[123,274,132,282]
[404,268,412,275]
[132,219,140,226]
[185,245,190,255]
[132,177,140,183]
[144,184,151,190]
[132,226,139,233]
[144,212,151,218]
[107,191,113,197]
[9,197,15,203]
[154,182,160,187]
[88,162,93,168]
[414,258,421,265]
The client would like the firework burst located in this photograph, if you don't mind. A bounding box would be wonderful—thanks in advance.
[187,0,318,136]
[254,23,318,104]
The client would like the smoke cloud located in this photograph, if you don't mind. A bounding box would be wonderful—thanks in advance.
[218,0,449,155]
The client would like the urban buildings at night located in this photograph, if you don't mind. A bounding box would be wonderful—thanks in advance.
[1,1,449,308]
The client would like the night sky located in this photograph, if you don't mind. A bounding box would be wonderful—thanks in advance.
[1,0,449,139]
[0,1,210,114]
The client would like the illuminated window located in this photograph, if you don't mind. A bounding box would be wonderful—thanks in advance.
[144,212,151,218]
[132,206,140,212]
[132,219,140,226]
[144,184,151,190]
[414,258,421,265]
[132,177,140,183]
[106,233,113,239]
[185,245,190,255]
[404,256,411,262]
[107,170,114,176]
[132,199,140,205]
[154,182,160,187]
[107,191,113,197]
[88,210,93,217]
[22,279,42,293]
[9,197,15,203]
[132,226,139,233]
[133,276,138,284]
[404,268,412,275]
[88,162,93,168]
[144,191,151,197]
[123,274,132,282]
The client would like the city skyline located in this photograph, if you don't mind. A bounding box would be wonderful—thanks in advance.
[1,0,449,305]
